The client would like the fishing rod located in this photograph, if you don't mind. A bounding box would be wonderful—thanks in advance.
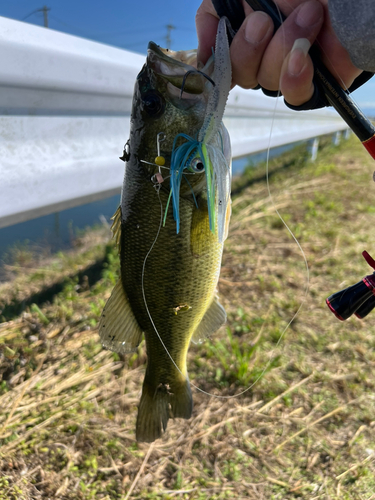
[326,251,375,321]
[212,0,375,321]
[212,0,375,160]
[240,0,375,321]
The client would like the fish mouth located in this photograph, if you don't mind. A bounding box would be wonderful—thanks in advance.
[147,41,212,95]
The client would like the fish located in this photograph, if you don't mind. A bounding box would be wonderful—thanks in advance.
[99,17,232,443]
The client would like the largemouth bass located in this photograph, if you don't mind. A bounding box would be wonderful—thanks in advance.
[99,18,232,442]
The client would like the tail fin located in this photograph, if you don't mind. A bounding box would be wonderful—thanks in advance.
[136,379,193,443]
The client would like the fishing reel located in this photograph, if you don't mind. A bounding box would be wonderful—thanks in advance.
[326,251,375,320]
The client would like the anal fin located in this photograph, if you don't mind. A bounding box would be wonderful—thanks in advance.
[99,278,143,353]
[191,296,226,344]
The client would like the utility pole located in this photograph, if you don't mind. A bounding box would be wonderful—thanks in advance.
[42,5,50,28]
[165,23,175,50]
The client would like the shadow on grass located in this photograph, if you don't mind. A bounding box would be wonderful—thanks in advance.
[1,247,112,322]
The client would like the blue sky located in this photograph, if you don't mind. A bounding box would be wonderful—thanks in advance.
[1,0,374,110]
[0,0,201,52]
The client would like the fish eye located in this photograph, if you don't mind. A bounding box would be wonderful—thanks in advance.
[188,157,205,173]
[141,90,165,117]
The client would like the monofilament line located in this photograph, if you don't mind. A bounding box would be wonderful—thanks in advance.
[140,191,250,398]
[264,92,310,356]
[141,6,309,398]
[239,3,311,390]
[140,187,295,400]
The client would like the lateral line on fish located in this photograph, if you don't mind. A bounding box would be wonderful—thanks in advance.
[141,190,189,386]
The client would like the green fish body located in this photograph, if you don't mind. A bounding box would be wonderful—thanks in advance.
[100,18,232,442]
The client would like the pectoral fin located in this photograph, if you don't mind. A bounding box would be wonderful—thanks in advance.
[191,296,227,344]
[99,278,143,353]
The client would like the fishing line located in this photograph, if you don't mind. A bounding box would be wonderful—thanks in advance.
[140,189,268,399]
[309,28,367,114]
[141,138,309,402]
[264,93,310,353]
[140,7,311,402]
[180,69,216,98]
[247,1,310,380]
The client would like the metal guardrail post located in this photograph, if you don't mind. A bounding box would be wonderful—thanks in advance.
[333,131,341,146]
[310,138,320,162]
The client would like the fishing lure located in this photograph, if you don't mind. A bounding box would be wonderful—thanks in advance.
[165,16,232,244]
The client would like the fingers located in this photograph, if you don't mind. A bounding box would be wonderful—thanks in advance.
[257,0,324,91]
[230,11,274,89]
[280,39,315,106]
[195,0,361,109]
[229,0,323,94]
[196,0,220,65]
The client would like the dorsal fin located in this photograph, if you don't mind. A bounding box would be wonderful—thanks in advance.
[99,278,143,353]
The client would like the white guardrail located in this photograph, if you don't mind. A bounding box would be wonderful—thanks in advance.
[0,16,348,229]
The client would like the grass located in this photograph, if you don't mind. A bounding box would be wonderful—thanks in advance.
[1,134,375,498]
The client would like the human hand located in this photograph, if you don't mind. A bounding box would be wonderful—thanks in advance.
[196,0,362,108]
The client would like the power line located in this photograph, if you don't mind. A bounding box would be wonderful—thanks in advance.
[23,5,50,28]
[20,10,194,50]
[48,14,97,36]
[119,33,165,49]
[47,14,166,43]
[164,23,175,50]
[175,26,196,33]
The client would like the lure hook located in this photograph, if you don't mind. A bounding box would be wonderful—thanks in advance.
[155,132,167,168]
[179,70,215,99]
[157,132,166,156]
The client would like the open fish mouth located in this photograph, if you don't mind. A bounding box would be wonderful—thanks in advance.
[147,41,213,95]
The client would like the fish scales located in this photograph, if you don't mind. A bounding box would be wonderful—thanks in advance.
[100,17,232,442]
[121,165,223,369]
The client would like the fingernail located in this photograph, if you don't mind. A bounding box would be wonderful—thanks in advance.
[245,11,271,44]
[296,1,322,28]
[288,38,311,76]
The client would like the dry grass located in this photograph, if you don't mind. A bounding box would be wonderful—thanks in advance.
[1,135,375,499]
